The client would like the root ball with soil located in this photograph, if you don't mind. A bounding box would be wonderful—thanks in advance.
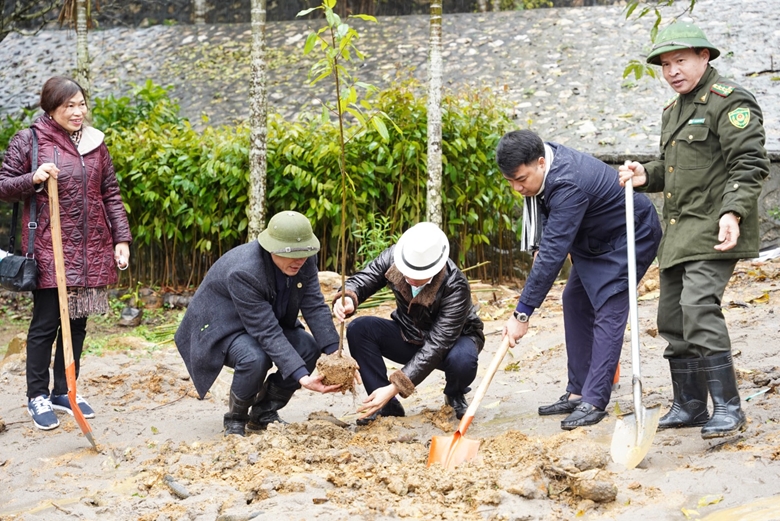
[316,351,359,394]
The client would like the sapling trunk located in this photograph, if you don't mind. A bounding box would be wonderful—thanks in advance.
[305,0,364,393]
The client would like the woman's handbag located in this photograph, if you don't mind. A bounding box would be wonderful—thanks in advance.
[0,128,39,292]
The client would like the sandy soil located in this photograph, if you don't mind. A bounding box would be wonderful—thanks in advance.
[1,260,779,521]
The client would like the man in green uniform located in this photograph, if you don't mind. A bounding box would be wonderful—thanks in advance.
[619,22,769,439]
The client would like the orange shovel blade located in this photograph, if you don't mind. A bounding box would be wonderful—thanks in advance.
[427,416,480,470]
[427,432,481,470]
[66,363,97,450]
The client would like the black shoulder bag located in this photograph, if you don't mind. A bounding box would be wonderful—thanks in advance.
[0,128,39,292]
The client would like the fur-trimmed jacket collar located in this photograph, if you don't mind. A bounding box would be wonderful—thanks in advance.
[384,263,446,310]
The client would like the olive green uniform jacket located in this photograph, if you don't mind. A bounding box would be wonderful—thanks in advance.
[640,66,769,269]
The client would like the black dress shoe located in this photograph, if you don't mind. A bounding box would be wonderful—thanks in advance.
[538,392,582,416]
[356,398,405,426]
[445,393,469,419]
[561,402,607,430]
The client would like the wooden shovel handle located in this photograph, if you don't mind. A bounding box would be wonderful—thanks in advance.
[455,335,512,435]
[47,177,74,366]
[48,177,96,449]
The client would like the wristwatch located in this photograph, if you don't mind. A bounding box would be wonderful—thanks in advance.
[512,310,530,323]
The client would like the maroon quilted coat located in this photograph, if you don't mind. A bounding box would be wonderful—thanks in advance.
[0,115,132,289]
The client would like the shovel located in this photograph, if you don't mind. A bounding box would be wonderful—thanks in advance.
[610,176,660,469]
[427,335,511,470]
[48,177,97,450]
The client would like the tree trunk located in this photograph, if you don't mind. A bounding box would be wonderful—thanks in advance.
[247,0,268,240]
[426,0,443,227]
[476,0,488,12]
[193,0,207,24]
[75,0,91,97]
[492,0,501,11]
[247,0,268,241]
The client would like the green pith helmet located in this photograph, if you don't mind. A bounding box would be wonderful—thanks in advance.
[646,21,720,65]
[257,211,320,258]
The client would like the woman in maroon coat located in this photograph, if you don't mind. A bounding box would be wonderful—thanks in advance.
[0,76,132,431]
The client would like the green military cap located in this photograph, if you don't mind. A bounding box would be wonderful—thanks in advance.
[646,21,720,65]
[258,210,320,258]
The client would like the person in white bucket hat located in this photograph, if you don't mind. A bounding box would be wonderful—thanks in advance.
[333,222,485,424]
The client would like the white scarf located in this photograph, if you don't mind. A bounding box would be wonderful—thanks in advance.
[519,143,554,252]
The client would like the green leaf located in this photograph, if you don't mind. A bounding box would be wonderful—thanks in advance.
[325,9,339,28]
[372,117,389,141]
[297,7,319,17]
[303,32,318,55]
[350,14,377,22]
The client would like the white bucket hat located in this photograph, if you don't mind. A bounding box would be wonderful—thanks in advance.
[394,222,450,280]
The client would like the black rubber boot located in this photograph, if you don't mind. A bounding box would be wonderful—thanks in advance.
[701,353,746,439]
[246,384,295,431]
[658,358,710,429]
[223,391,254,437]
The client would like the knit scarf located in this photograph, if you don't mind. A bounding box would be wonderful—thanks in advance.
[68,287,109,319]
[69,129,82,147]
[519,143,554,252]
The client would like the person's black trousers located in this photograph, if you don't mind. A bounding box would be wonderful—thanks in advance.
[26,288,88,399]
[346,315,478,398]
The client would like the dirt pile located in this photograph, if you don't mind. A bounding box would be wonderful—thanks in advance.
[135,413,618,521]
[1,259,779,520]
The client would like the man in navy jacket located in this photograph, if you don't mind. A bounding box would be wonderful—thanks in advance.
[496,130,662,429]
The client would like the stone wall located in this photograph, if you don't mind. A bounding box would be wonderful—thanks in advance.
[38,0,625,27]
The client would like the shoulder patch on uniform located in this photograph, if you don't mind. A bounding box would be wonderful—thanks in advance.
[664,94,679,110]
[728,107,750,129]
[710,83,734,97]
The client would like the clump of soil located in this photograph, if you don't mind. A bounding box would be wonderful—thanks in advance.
[316,351,359,394]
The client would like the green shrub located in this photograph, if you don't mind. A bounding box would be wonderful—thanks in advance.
[1,78,522,286]
[0,108,37,160]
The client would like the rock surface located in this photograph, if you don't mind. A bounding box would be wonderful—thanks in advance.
[1,0,777,156]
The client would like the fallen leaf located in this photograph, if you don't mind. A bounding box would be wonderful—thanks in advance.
[698,494,724,507]
[747,291,770,304]
[681,507,699,519]
[484,400,501,409]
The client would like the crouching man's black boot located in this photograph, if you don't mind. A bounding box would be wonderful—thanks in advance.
[223,391,254,436]
[247,384,296,431]
[658,357,710,429]
[701,353,746,439]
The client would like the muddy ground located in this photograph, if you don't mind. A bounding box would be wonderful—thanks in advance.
[0,260,779,521]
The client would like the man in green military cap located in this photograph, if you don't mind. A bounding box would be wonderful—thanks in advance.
[175,210,352,436]
[619,21,769,439]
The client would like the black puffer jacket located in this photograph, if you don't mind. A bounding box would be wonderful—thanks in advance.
[336,245,484,397]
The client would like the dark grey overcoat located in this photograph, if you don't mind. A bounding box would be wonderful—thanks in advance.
[174,241,339,398]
